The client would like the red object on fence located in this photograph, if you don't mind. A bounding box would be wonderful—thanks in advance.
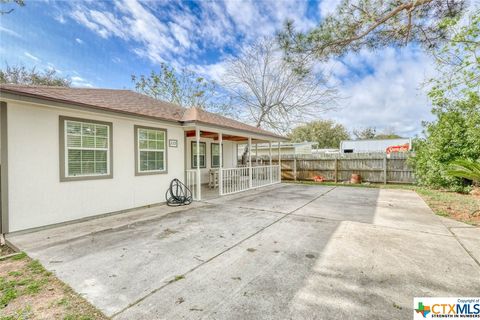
[313,175,325,182]
[386,143,410,154]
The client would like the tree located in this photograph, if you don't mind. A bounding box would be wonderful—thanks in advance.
[352,127,376,139]
[411,11,480,191]
[1,0,24,15]
[374,127,403,139]
[222,37,337,133]
[411,96,480,191]
[375,133,403,139]
[278,0,465,71]
[131,63,231,116]
[352,127,402,139]
[428,11,480,108]
[0,65,70,87]
[289,120,349,148]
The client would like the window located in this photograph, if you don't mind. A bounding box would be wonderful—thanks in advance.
[191,141,206,168]
[60,116,112,181]
[211,143,224,168]
[135,126,167,175]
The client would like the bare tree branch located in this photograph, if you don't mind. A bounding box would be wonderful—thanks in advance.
[223,37,338,134]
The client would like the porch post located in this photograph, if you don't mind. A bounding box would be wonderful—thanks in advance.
[269,141,272,183]
[278,141,281,182]
[255,143,258,165]
[219,132,223,195]
[196,127,201,200]
[248,137,252,189]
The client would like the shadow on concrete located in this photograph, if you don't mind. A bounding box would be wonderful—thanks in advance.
[8,184,479,319]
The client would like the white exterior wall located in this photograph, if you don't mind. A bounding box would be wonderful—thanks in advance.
[6,101,185,232]
[340,138,411,153]
[185,137,237,183]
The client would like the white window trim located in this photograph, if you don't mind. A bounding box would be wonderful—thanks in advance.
[191,141,206,169]
[211,142,224,168]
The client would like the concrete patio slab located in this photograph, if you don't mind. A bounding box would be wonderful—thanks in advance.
[207,184,335,214]
[294,187,451,235]
[22,204,283,316]
[6,201,208,252]
[450,227,480,265]
[116,214,340,320]
[6,183,480,319]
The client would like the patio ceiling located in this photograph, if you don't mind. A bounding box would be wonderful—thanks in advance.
[184,130,270,143]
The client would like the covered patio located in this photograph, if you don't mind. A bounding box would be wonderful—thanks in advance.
[183,126,284,200]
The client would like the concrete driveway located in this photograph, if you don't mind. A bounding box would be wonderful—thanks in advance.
[7,184,480,319]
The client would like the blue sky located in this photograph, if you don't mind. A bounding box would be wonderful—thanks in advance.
[0,0,436,137]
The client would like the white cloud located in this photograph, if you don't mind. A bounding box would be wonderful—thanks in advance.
[71,75,93,87]
[0,26,21,38]
[169,22,191,48]
[66,0,315,65]
[190,61,229,83]
[318,0,341,18]
[320,47,435,137]
[55,14,66,24]
[24,52,40,62]
[47,62,62,74]
[75,38,83,44]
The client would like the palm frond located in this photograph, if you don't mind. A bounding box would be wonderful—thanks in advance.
[446,159,480,182]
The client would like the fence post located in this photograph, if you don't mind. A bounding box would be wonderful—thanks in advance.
[383,154,387,184]
[293,154,297,181]
[334,156,338,183]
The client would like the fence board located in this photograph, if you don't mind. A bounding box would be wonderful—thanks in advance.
[250,152,415,184]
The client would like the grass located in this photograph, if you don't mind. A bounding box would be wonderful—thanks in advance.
[288,180,480,226]
[0,250,108,320]
[168,275,185,284]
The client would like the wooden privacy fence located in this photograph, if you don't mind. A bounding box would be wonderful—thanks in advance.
[252,152,415,184]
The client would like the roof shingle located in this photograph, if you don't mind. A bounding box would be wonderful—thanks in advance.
[0,84,285,139]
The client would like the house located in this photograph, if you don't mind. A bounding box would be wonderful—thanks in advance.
[340,138,411,153]
[237,141,317,158]
[0,85,286,233]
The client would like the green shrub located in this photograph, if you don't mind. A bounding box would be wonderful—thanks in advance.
[411,96,480,192]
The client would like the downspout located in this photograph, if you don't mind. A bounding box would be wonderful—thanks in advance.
[0,101,8,240]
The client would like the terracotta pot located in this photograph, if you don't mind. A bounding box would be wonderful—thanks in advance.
[351,174,361,184]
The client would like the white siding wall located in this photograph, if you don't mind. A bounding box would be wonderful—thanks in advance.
[340,139,411,153]
[185,137,237,183]
[7,101,185,232]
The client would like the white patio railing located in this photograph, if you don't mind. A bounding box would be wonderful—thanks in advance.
[270,164,281,185]
[252,166,273,188]
[221,167,250,195]
[186,165,281,199]
[221,165,281,195]
[186,169,198,200]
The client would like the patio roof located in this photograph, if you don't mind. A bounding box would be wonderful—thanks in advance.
[0,84,286,140]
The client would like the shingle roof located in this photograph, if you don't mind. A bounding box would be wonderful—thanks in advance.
[0,84,285,140]
[0,84,185,122]
[181,106,283,138]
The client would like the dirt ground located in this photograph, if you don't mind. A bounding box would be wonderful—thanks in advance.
[416,187,480,226]
[0,245,15,257]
